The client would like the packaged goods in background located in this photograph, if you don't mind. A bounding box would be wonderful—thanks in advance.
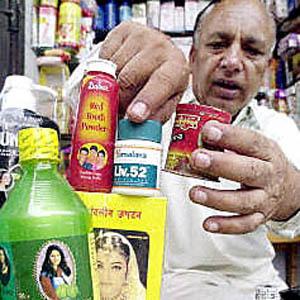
[113,119,162,197]
[165,104,231,180]
[119,0,133,22]
[273,88,290,114]
[93,1,105,34]
[77,192,167,300]
[184,0,199,31]
[0,75,59,208]
[40,0,59,7]
[31,5,39,49]
[174,5,185,32]
[0,128,95,299]
[146,0,160,29]
[160,0,175,32]
[38,5,57,49]
[57,0,82,52]
[67,59,119,193]
[132,0,147,25]
[104,0,118,30]
[286,85,297,116]
[38,57,72,135]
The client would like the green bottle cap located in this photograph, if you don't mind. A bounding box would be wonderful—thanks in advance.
[118,119,162,143]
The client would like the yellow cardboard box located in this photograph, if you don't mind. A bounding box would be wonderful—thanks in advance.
[77,192,167,300]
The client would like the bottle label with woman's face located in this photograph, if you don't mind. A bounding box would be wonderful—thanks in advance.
[0,234,95,300]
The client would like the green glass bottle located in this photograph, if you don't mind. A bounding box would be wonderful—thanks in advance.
[0,128,94,300]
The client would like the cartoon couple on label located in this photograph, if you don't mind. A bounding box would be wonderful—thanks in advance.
[77,144,107,171]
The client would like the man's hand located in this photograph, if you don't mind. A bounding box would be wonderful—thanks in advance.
[99,21,190,123]
[189,120,300,234]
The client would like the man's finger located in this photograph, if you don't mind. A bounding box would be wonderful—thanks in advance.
[99,22,131,60]
[110,39,142,73]
[190,149,273,187]
[190,186,267,215]
[148,93,184,124]
[203,212,265,234]
[116,49,169,118]
[126,59,190,122]
[201,121,279,161]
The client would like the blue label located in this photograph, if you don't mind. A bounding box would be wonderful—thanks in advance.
[113,163,157,188]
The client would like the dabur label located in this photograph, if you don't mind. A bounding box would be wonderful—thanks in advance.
[68,69,119,193]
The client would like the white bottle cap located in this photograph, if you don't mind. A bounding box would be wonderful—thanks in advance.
[1,75,37,111]
[86,59,117,79]
[3,75,34,90]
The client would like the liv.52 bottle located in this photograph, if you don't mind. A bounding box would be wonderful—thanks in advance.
[0,128,94,299]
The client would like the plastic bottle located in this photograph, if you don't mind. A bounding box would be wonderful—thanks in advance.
[132,0,147,25]
[104,0,118,30]
[146,0,160,29]
[67,59,119,192]
[0,75,59,208]
[119,0,132,22]
[112,119,162,197]
[57,0,82,53]
[0,127,94,299]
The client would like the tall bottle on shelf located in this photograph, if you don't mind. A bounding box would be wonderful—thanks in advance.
[0,128,94,299]
[132,0,147,25]
[104,0,118,31]
[119,0,132,23]
[57,0,82,53]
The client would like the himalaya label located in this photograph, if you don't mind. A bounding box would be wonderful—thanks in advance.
[113,144,162,188]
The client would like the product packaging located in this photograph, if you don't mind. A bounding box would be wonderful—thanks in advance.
[0,128,94,299]
[113,119,162,197]
[77,192,167,300]
[67,59,119,192]
[165,104,231,180]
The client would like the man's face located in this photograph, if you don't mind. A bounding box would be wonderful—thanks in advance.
[190,1,273,116]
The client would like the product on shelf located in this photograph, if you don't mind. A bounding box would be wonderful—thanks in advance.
[119,0,133,22]
[38,5,57,49]
[174,4,185,33]
[273,88,290,114]
[104,0,118,30]
[57,0,82,52]
[160,0,175,32]
[67,59,119,192]
[31,4,39,49]
[0,127,94,299]
[0,75,60,207]
[146,0,160,29]
[184,0,199,31]
[38,56,72,135]
[132,0,147,25]
[40,0,59,7]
